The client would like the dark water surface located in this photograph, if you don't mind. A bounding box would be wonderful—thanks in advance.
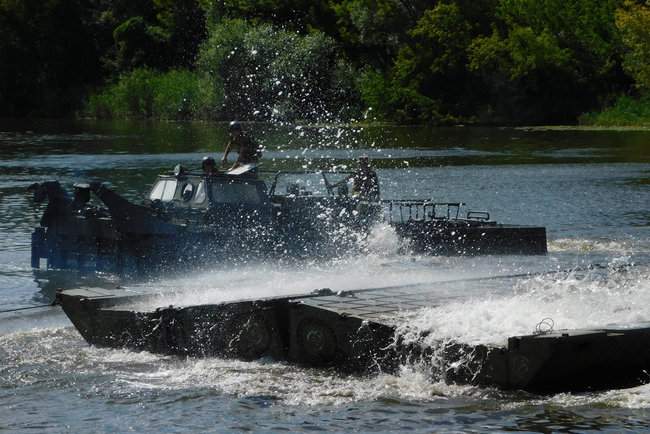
[1,119,649,433]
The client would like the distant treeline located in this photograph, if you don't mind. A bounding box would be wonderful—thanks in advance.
[1,0,649,125]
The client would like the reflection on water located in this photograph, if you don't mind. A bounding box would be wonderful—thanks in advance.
[2,119,649,163]
[503,406,650,433]
[0,119,649,432]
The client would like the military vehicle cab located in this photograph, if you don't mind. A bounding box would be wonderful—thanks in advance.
[146,168,269,210]
[137,166,378,258]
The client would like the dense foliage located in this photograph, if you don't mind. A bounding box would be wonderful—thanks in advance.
[85,68,217,119]
[196,19,359,122]
[2,0,650,124]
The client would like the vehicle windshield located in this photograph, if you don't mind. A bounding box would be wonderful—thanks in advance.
[149,179,178,202]
[211,181,262,205]
[272,172,350,196]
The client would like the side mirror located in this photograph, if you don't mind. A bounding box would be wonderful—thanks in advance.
[173,164,187,178]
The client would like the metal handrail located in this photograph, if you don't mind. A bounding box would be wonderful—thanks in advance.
[382,200,465,223]
[467,211,491,221]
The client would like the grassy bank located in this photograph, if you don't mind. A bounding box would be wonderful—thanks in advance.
[580,95,650,127]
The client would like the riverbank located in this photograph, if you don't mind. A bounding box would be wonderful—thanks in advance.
[579,95,650,127]
[81,66,650,129]
[517,125,650,132]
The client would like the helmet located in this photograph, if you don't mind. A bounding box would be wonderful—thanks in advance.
[202,156,216,167]
[228,121,242,132]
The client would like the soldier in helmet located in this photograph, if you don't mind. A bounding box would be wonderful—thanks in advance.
[352,156,380,201]
[202,156,218,175]
[333,156,380,201]
[221,121,262,169]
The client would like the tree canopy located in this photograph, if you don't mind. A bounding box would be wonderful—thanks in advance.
[2,0,650,124]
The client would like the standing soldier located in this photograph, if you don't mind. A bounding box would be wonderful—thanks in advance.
[334,156,380,201]
[351,156,380,201]
[221,121,262,170]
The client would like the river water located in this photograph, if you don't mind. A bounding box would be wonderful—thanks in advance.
[0,119,649,432]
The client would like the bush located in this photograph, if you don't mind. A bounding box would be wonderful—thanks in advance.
[85,68,222,119]
[580,94,650,126]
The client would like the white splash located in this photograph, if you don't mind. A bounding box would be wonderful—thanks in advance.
[362,222,409,256]
[548,238,633,253]
[393,265,650,347]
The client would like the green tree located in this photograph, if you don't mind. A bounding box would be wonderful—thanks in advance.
[0,0,103,116]
[468,0,625,123]
[328,0,417,67]
[197,19,358,121]
[357,1,496,123]
[201,0,336,33]
[616,0,650,92]
[97,0,205,72]
[154,0,206,67]
[113,16,168,70]
[394,2,473,117]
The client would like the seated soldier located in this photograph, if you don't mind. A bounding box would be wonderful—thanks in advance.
[202,156,218,175]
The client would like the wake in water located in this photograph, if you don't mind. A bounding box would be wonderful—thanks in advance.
[548,237,636,254]
[1,255,650,420]
[0,325,480,408]
[3,223,650,412]
[392,260,650,348]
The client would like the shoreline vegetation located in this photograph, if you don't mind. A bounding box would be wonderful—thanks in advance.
[2,1,650,127]
[579,95,650,127]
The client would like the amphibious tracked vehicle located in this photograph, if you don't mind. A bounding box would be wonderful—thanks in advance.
[29,166,546,273]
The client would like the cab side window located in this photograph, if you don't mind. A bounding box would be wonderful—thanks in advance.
[211,182,261,205]
[181,183,194,201]
[194,182,206,204]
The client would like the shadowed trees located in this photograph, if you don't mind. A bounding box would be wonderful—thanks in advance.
[2,0,650,124]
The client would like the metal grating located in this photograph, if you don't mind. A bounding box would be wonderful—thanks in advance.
[294,286,441,322]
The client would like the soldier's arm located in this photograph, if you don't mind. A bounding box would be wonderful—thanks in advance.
[221,141,232,165]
